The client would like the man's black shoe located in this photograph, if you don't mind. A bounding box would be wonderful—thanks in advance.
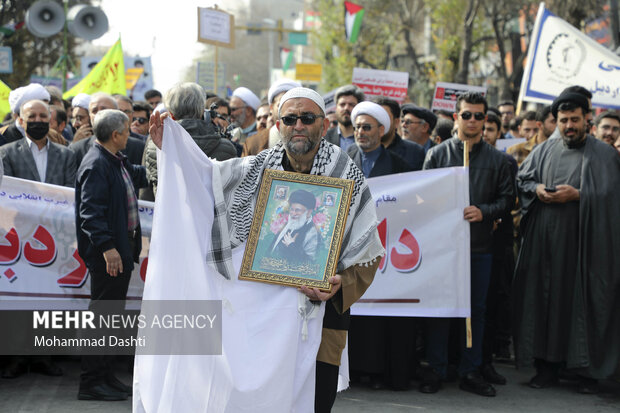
[529,370,559,389]
[459,371,496,397]
[78,383,128,401]
[576,377,599,394]
[107,375,132,395]
[419,369,442,394]
[481,364,507,385]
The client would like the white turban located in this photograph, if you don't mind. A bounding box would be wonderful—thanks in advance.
[232,87,260,111]
[278,87,326,115]
[351,101,391,132]
[268,79,302,104]
[72,93,91,110]
[9,83,51,114]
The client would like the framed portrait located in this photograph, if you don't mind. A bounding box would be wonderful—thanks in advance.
[239,169,354,291]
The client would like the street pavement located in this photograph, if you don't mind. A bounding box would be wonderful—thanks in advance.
[0,358,618,412]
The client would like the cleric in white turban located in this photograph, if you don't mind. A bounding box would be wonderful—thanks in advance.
[231,86,260,111]
[8,83,50,115]
[268,79,302,105]
[71,93,91,110]
[351,101,391,132]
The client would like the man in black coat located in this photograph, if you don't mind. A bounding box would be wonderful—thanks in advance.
[421,92,515,397]
[374,96,425,171]
[346,101,411,177]
[269,189,321,264]
[75,109,148,401]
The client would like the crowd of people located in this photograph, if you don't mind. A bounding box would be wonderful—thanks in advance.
[0,77,618,411]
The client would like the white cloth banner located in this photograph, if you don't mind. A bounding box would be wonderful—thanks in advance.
[0,176,151,307]
[519,3,620,110]
[133,120,323,413]
[351,167,471,318]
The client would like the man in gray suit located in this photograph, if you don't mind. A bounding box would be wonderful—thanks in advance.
[0,99,76,187]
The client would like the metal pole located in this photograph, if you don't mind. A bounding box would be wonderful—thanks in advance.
[214,46,218,94]
[463,139,472,349]
[62,0,69,92]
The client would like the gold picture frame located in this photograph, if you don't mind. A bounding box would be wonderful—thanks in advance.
[239,169,354,291]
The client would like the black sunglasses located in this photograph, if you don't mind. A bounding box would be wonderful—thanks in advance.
[133,116,148,125]
[353,124,374,132]
[280,114,324,126]
[460,111,485,121]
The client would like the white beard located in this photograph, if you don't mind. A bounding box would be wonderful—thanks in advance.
[283,214,308,233]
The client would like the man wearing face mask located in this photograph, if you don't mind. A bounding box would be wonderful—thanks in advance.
[0,99,76,187]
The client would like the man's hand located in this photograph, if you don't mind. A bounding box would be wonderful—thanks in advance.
[212,117,229,131]
[536,184,580,204]
[103,248,123,277]
[282,230,298,246]
[73,125,93,142]
[149,111,170,150]
[299,275,342,302]
[463,205,483,223]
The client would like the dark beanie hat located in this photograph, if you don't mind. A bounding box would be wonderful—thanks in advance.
[401,104,438,131]
[288,190,316,210]
[551,91,590,118]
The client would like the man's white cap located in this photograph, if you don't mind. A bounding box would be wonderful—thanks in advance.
[351,101,391,132]
[72,93,91,110]
[232,87,260,111]
[278,87,326,115]
[268,79,302,105]
[9,83,51,114]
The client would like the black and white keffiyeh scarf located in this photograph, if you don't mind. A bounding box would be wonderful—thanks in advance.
[208,139,384,279]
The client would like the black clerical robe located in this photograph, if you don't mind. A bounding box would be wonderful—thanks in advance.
[513,135,620,378]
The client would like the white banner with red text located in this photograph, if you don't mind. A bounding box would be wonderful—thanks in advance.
[1,168,471,318]
[351,167,471,318]
[0,176,149,308]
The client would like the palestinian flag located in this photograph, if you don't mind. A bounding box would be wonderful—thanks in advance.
[0,21,24,38]
[280,47,293,72]
[344,1,364,43]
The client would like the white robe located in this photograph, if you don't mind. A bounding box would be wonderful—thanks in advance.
[133,120,325,413]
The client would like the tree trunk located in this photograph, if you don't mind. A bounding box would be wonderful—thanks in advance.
[455,0,480,84]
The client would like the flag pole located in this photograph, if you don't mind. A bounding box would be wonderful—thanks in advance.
[464,140,472,348]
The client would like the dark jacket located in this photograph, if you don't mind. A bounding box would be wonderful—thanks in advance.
[347,144,412,177]
[75,143,148,273]
[0,124,24,144]
[70,135,146,168]
[423,137,515,254]
[143,118,237,196]
[324,127,339,146]
[385,133,425,171]
[178,118,237,160]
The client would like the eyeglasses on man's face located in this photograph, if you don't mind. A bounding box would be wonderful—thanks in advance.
[280,114,324,126]
[460,111,485,121]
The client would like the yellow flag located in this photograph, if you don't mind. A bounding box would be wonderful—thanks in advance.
[63,39,126,99]
[0,80,11,120]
